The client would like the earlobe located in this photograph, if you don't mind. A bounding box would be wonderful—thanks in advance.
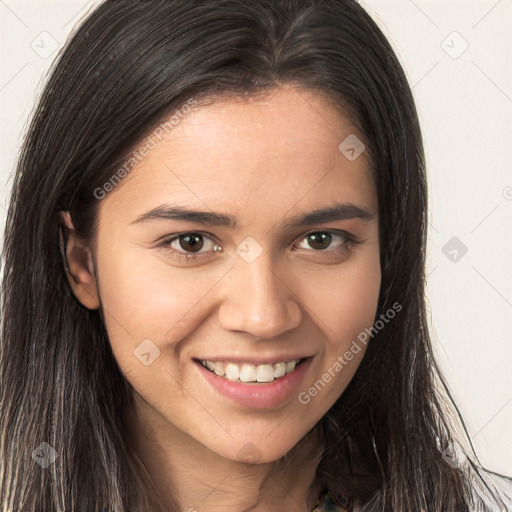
[59,211,100,310]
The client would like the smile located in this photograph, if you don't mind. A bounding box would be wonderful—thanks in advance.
[194,356,313,409]
[199,359,304,383]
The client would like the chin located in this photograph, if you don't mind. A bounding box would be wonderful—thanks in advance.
[207,428,314,465]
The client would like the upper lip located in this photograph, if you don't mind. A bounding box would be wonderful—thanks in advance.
[193,355,312,365]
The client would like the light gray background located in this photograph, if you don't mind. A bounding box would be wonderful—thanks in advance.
[1,0,511,475]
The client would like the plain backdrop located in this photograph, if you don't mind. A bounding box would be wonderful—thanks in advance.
[1,0,511,476]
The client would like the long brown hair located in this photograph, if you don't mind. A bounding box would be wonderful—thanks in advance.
[1,1,509,510]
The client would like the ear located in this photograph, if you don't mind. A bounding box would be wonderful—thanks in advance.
[59,211,100,310]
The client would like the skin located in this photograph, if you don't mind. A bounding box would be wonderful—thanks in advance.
[61,85,380,512]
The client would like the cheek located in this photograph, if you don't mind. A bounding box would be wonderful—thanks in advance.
[94,250,217,413]
[92,236,381,461]
[96,237,380,399]
[96,248,217,339]
[334,262,381,341]
[97,240,381,359]
[298,250,381,401]
[302,248,381,346]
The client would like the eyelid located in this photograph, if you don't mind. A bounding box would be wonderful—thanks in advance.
[299,228,361,243]
[160,231,219,256]
[159,228,362,261]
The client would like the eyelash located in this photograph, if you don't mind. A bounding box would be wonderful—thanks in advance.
[159,230,362,262]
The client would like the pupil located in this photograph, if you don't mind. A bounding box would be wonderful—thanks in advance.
[180,234,203,252]
[309,233,330,250]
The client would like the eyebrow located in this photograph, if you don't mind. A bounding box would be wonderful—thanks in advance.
[131,202,375,229]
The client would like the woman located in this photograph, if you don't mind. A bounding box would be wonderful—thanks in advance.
[1,1,510,511]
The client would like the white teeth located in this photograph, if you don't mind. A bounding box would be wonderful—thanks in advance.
[256,364,274,382]
[285,361,296,374]
[224,363,240,381]
[274,362,286,378]
[211,362,225,376]
[201,359,302,383]
[240,363,257,382]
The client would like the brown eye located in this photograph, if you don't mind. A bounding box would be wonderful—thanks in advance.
[176,233,204,253]
[161,232,221,262]
[296,231,354,252]
[305,232,333,250]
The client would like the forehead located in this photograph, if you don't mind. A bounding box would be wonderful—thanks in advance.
[101,86,376,222]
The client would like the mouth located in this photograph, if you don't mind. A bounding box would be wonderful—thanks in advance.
[193,355,314,409]
[194,357,309,384]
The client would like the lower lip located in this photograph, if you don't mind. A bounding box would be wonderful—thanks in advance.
[195,358,313,410]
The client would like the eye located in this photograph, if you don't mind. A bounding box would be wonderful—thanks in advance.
[160,229,361,263]
[294,230,360,254]
[161,232,220,261]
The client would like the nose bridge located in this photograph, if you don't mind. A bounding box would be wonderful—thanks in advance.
[218,248,302,338]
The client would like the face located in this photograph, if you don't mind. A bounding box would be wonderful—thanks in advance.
[64,85,381,464]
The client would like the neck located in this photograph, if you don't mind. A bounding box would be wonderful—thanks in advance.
[126,395,325,512]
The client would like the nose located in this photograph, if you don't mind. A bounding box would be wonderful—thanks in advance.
[218,252,303,339]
